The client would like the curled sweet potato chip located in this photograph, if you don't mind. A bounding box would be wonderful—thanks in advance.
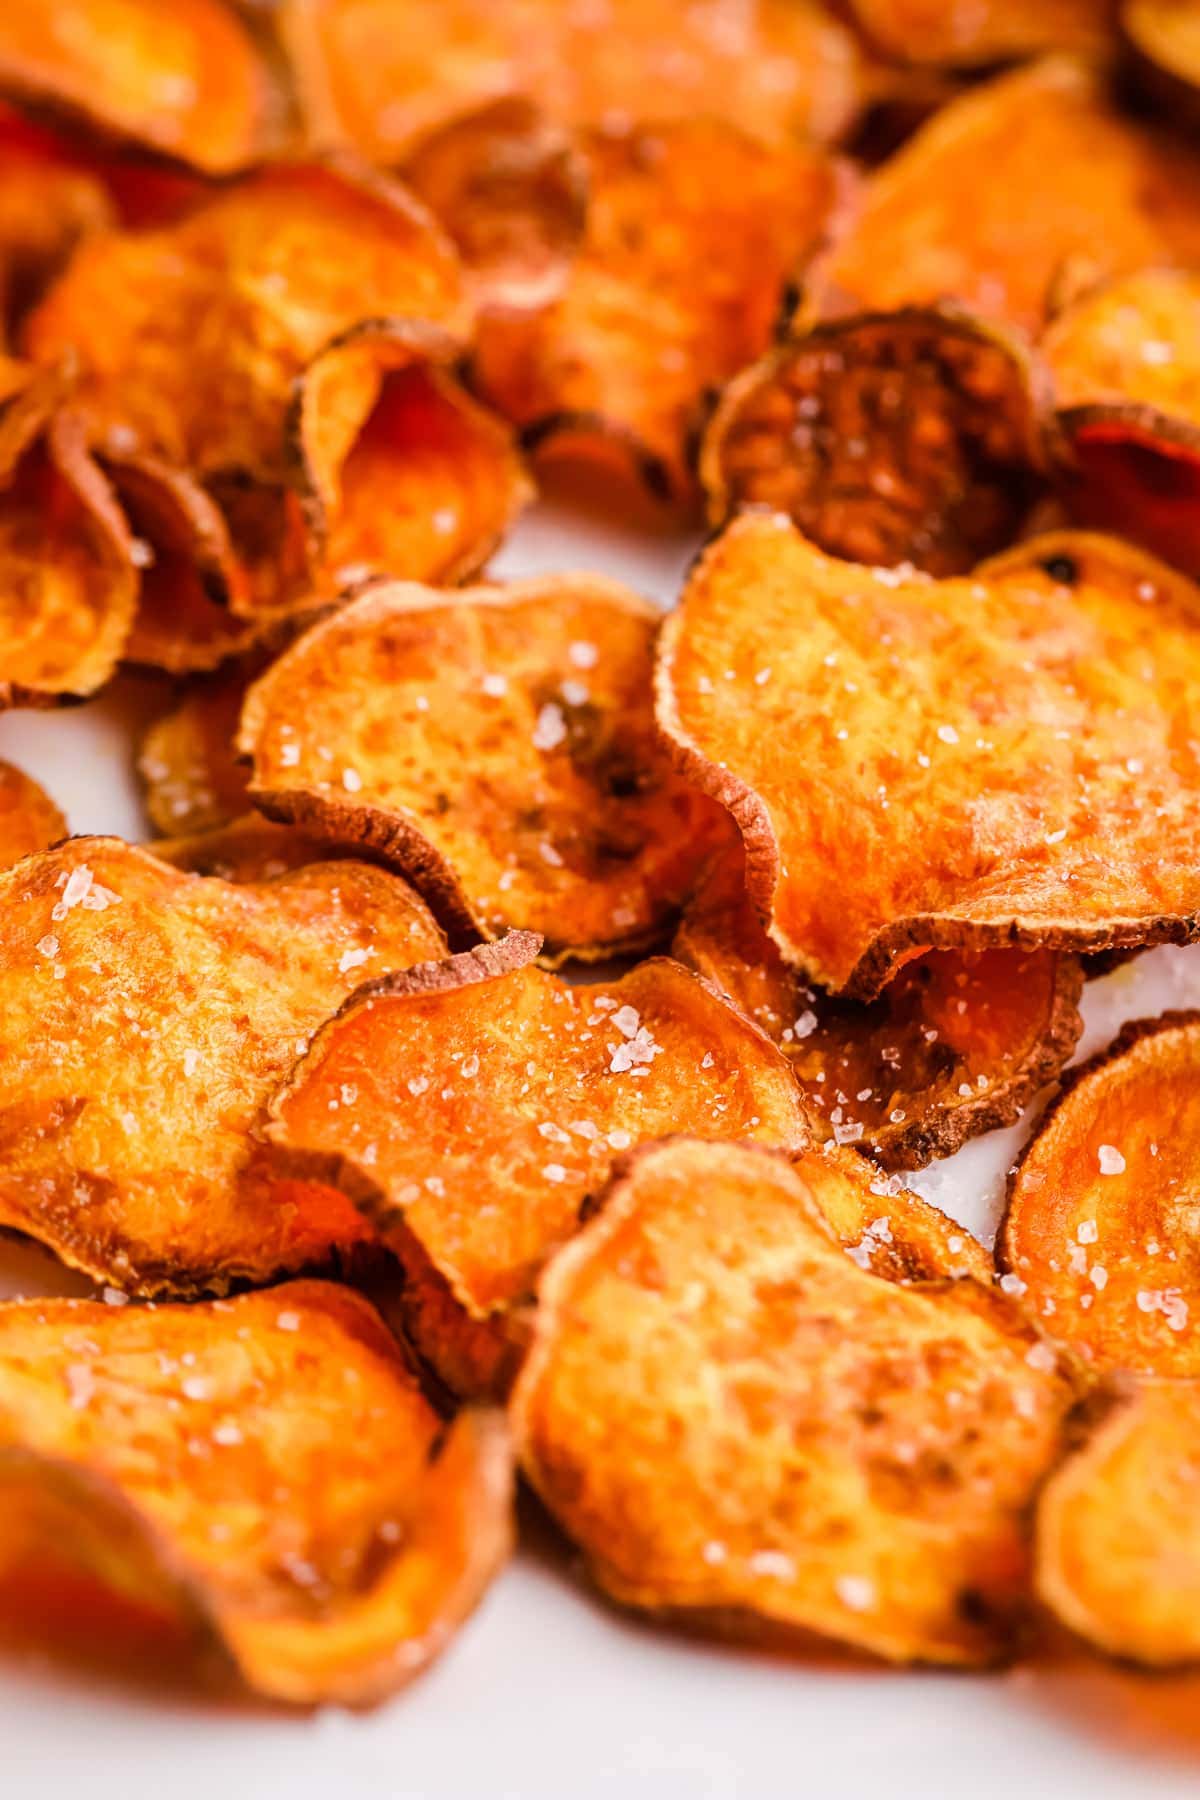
[807,1148,994,1285]
[266,940,809,1397]
[240,575,728,959]
[675,849,1083,1169]
[1123,0,1200,131]
[0,836,448,1294]
[1043,269,1200,571]
[286,321,530,611]
[1036,1379,1200,1667]
[0,108,113,345]
[847,0,1116,67]
[701,306,1048,575]
[1001,1012,1200,1374]
[817,58,1200,340]
[0,0,280,175]
[512,1137,1077,1666]
[139,662,260,835]
[0,1283,512,1703]
[658,514,1200,997]
[282,0,864,163]
[0,760,65,867]
[24,162,469,482]
[151,815,348,885]
[472,121,851,508]
[403,99,588,313]
[0,374,137,705]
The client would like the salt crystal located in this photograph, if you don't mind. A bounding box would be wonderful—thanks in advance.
[834,1574,877,1612]
[342,768,362,792]
[1097,1144,1126,1176]
[568,640,598,669]
[532,702,568,751]
[276,1311,301,1332]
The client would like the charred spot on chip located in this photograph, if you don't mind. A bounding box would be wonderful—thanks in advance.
[701,307,1048,576]
[0,837,449,1295]
[0,1284,513,1703]
[658,513,1200,996]
[1001,1010,1200,1376]
[511,1138,1079,1667]
[266,942,808,1398]
[239,574,731,960]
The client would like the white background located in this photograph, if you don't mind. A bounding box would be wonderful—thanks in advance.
[1,500,1199,1799]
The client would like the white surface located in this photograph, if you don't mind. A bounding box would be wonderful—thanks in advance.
[1,502,1200,1799]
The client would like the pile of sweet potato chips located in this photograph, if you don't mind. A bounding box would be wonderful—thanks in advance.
[3,0,1200,1711]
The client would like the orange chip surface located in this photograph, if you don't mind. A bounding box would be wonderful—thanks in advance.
[847,0,1116,66]
[1036,1379,1200,1668]
[25,163,469,482]
[0,837,449,1294]
[817,58,1200,340]
[512,1137,1077,1666]
[658,514,1200,996]
[675,849,1083,1169]
[267,939,809,1396]
[0,379,136,705]
[0,0,280,175]
[1044,269,1200,571]
[701,306,1048,574]
[0,760,65,867]
[0,1283,512,1703]
[472,120,851,508]
[241,575,727,959]
[282,0,863,163]
[1001,1012,1200,1374]
[139,664,259,835]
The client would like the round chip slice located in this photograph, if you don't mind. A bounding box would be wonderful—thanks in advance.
[512,1137,1078,1667]
[1002,1012,1200,1374]
[139,661,262,835]
[0,1283,512,1704]
[240,574,729,960]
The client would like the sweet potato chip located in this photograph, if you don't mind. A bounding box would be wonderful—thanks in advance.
[0,760,65,867]
[675,849,1083,1169]
[806,1147,994,1284]
[816,58,1200,340]
[701,306,1049,575]
[24,162,469,482]
[281,0,864,163]
[151,815,348,884]
[402,99,588,313]
[1036,1378,1200,1667]
[0,1283,512,1703]
[139,662,261,835]
[240,575,728,959]
[1001,1012,1200,1374]
[1043,269,1200,571]
[266,941,809,1397]
[0,108,113,345]
[511,1137,1077,1666]
[472,121,852,508]
[0,376,137,705]
[0,0,280,175]
[0,837,448,1294]
[1123,0,1200,131]
[658,514,1200,996]
[847,0,1116,67]
[286,321,530,611]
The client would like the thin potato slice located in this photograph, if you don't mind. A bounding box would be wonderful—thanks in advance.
[0,377,137,705]
[151,815,349,884]
[1044,269,1200,571]
[473,121,852,508]
[847,0,1116,67]
[512,1138,1078,1666]
[0,0,280,175]
[1001,1012,1200,1374]
[266,941,809,1397]
[658,514,1200,996]
[281,0,864,163]
[817,58,1200,340]
[0,107,113,345]
[808,1148,994,1284]
[402,99,588,313]
[0,837,448,1294]
[0,760,65,866]
[675,849,1083,1169]
[139,663,260,835]
[701,306,1048,575]
[240,575,728,959]
[24,162,469,482]
[0,1283,512,1703]
[1036,1379,1200,1667]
